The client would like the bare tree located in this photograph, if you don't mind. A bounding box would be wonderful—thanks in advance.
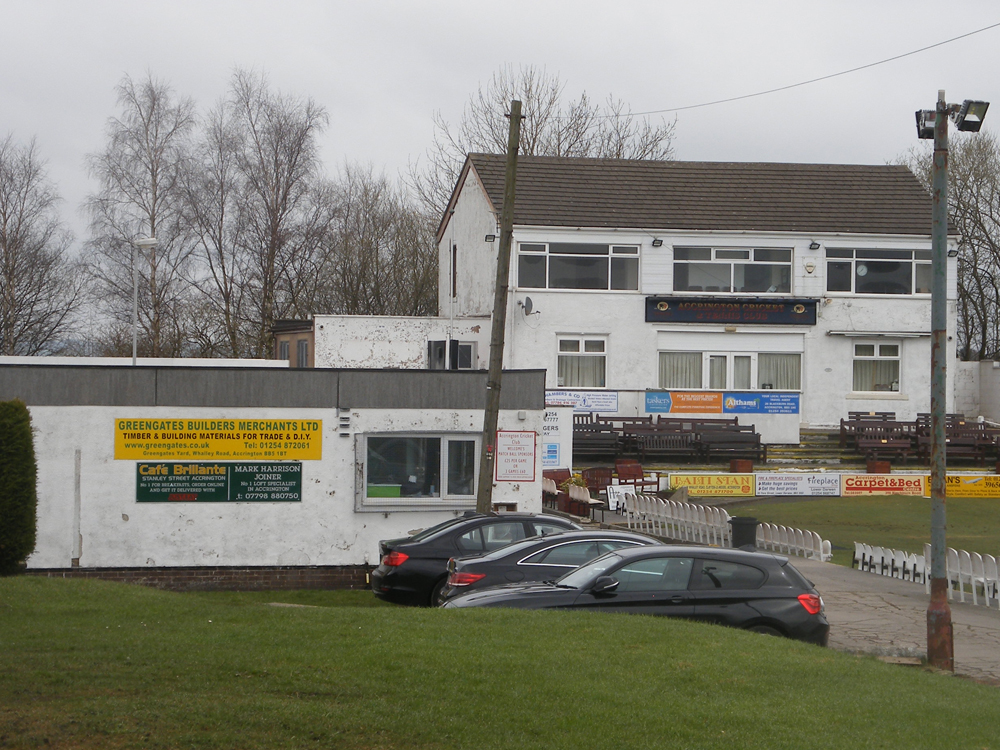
[222,69,335,357]
[904,132,1000,359]
[319,164,437,316]
[411,64,676,215]
[0,135,81,355]
[84,74,197,357]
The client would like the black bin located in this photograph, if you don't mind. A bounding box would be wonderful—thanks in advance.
[728,516,759,550]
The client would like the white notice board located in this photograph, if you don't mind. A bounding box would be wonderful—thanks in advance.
[494,430,536,481]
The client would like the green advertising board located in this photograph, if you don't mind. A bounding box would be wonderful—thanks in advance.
[136,462,302,502]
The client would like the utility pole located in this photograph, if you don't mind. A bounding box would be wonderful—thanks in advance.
[476,99,522,513]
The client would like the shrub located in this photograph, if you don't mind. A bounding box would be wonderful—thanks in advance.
[0,399,37,574]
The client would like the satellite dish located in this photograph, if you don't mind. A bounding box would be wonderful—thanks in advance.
[523,297,533,315]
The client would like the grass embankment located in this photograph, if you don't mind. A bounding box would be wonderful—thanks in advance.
[3,577,1000,749]
[730,495,1000,567]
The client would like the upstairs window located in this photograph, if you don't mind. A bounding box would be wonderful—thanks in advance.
[518,243,639,291]
[558,337,606,387]
[826,249,931,295]
[673,247,792,294]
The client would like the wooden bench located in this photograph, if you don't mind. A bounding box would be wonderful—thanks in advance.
[696,430,766,462]
[572,426,621,457]
[637,432,698,462]
[856,425,913,461]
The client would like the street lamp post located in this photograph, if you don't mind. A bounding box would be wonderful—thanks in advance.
[915,91,989,671]
[132,237,158,366]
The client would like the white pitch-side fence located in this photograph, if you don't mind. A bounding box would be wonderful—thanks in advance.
[854,542,1000,609]
[613,488,832,561]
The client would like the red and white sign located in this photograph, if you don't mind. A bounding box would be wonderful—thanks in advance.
[494,430,536,481]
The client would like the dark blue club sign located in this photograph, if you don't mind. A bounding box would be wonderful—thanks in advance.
[645,297,818,325]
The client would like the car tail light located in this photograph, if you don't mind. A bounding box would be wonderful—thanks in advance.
[382,550,409,567]
[448,571,487,586]
[797,593,822,615]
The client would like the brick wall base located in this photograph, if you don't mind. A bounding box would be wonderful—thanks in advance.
[26,565,371,592]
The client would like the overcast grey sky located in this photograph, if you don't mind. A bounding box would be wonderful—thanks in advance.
[4,0,1000,242]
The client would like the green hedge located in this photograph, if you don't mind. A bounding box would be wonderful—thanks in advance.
[0,400,37,574]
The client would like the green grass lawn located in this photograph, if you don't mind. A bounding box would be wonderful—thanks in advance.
[730,495,1000,567]
[2,576,1000,749]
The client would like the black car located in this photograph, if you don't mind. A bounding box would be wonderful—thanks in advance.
[371,512,581,606]
[437,530,660,604]
[443,545,829,645]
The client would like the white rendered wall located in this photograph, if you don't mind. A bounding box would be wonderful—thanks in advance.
[26,405,543,570]
[313,315,490,370]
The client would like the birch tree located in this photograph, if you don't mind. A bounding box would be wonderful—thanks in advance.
[84,74,196,357]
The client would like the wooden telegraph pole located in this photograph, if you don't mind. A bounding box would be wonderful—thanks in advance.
[476,99,522,513]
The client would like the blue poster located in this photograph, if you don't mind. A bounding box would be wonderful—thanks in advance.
[644,392,673,413]
[723,393,800,414]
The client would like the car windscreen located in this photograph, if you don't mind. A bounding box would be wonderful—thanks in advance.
[556,552,624,589]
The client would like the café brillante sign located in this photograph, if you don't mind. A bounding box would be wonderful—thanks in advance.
[645,297,818,325]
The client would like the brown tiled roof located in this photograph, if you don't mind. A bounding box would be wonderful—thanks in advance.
[462,153,933,236]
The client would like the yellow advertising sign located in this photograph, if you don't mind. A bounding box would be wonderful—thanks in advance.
[841,474,926,497]
[943,475,1000,498]
[114,418,322,461]
[669,474,755,496]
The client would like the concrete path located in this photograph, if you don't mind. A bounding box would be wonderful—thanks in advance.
[792,556,1000,684]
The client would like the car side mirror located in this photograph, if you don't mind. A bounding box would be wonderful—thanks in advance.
[591,576,620,595]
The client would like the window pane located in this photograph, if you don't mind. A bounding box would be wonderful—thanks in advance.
[611,256,639,290]
[735,263,790,293]
[915,263,931,294]
[616,557,693,592]
[758,353,801,390]
[367,436,441,497]
[709,356,727,389]
[855,344,875,357]
[694,560,765,590]
[826,249,853,258]
[754,248,791,262]
[827,261,852,291]
[854,360,899,391]
[519,243,545,252]
[612,245,639,254]
[549,256,608,289]
[914,250,932,260]
[584,340,605,353]
[447,440,476,496]
[559,340,580,352]
[675,247,711,260]
[879,344,899,357]
[716,250,750,260]
[683,263,731,292]
[734,356,752,389]
[518,255,546,288]
[659,352,702,389]
[549,243,608,255]
[856,261,912,294]
[858,249,912,260]
[558,355,606,387]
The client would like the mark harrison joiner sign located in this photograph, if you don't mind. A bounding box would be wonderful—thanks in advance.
[115,418,322,460]
[645,297,817,325]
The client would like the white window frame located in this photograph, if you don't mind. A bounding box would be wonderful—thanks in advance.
[825,248,931,295]
[852,341,901,393]
[517,242,640,291]
[672,246,793,295]
[557,336,607,388]
[658,351,802,391]
[358,432,479,511]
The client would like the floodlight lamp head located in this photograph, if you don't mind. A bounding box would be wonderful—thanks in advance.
[954,100,989,132]
[915,109,936,140]
[135,237,159,248]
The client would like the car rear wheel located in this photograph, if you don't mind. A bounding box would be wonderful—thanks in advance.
[430,578,447,607]
[747,624,782,637]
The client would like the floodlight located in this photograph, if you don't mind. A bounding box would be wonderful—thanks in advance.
[954,100,989,132]
[915,109,936,140]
